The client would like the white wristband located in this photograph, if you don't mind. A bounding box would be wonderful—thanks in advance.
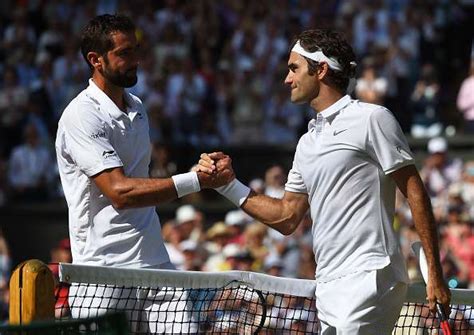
[215,179,251,207]
[172,172,201,198]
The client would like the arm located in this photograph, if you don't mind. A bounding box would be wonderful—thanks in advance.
[92,167,232,210]
[197,152,309,235]
[241,190,309,235]
[390,164,451,313]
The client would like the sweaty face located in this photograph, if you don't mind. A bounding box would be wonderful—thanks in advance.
[101,31,139,88]
[284,52,319,104]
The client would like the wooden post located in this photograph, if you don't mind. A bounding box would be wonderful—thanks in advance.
[9,259,55,324]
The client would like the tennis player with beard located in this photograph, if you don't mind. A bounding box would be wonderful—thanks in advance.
[55,14,232,332]
[197,29,451,334]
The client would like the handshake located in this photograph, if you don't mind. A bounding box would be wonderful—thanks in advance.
[192,152,236,189]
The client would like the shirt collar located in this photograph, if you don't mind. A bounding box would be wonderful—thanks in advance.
[308,95,352,130]
[86,79,135,119]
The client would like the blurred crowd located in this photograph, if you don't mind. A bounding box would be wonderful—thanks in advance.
[0,0,473,322]
[0,0,473,206]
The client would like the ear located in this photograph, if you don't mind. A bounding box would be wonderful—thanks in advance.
[317,62,330,81]
[87,51,103,71]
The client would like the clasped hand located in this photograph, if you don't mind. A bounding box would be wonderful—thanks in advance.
[193,152,235,189]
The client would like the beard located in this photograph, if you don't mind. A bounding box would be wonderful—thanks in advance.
[102,63,137,88]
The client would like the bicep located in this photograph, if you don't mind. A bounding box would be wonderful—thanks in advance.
[390,164,425,199]
[91,167,127,201]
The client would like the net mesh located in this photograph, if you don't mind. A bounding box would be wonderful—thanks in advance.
[55,263,474,334]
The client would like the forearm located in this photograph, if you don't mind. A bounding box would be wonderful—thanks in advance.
[94,168,202,210]
[111,177,178,209]
[407,179,443,279]
[241,191,309,235]
[241,192,300,235]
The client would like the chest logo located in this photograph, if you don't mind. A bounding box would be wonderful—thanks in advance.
[333,129,348,136]
[90,131,106,139]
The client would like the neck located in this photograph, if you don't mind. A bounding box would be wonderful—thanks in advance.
[92,72,126,111]
[309,85,344,114]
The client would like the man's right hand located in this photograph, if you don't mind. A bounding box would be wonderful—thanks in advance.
[193,152,235,188]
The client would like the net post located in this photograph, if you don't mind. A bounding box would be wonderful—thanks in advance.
[9,259,55,325]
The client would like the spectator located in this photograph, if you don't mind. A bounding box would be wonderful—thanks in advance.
[443,207,474,288]
[162,219,185,269]
[7,124,55,202]
[263,256,285,277]
[355,57,388,105]
[179,239,203,271]
[263,87,303,145]
[0,159,6,207]
[149,142,177,179]
[420,137,463,200]
[2,8,36,51]
[410,64,443,138]
[457,59,474,134]
[248,178,264,194]
[452,161,474,220]
[224,210,250,245]
[222,243,254,271]
[48,238,72,318]
[0,229,10,321]
[243,223,268,271]
[203,222,233,271]
[174,204,204,242]
[264,165,286,199]
[0,66,28,154]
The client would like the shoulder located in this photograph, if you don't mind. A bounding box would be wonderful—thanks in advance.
[59,90,104,128]
[349,101,395,124]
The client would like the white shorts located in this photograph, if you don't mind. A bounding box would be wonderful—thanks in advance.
[316,265,408,335]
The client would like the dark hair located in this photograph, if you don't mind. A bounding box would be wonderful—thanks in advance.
[80,14,136,70]
[291,29,356,93]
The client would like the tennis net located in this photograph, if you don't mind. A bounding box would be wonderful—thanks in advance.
[57,263,474,334]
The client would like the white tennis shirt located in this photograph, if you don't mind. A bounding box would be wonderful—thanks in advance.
[55,79,169,267]
[286,95,413,283]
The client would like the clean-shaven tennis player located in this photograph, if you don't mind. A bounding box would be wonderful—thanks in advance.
[55,14,232,332]
[197,29,451,334]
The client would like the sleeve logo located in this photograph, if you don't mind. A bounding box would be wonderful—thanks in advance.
[102,150,117,159]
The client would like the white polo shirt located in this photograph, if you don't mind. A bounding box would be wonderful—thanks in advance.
[55,79,169,268]
[286,95,413,283]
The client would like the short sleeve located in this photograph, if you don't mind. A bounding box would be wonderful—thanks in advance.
[367,108,415,174]
[285,158,307,194]
[62,106,122,177]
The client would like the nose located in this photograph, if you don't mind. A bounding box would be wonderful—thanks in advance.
[284,72,293,85]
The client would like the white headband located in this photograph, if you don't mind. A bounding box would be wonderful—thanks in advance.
[291,40,343,71]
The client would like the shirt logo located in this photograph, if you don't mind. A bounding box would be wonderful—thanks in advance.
[333,129,348,136]
[102,150,117,159]
[396,146,402,154]
[137,113,143,119]
[91,131,106,139]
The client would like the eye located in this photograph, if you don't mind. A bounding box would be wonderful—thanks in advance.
[288,64,297,73]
